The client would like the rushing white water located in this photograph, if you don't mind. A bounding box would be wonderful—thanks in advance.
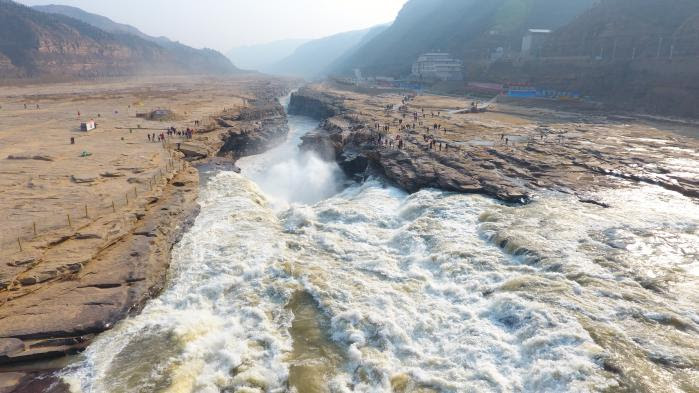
[62,100,699,393]
[237,114,345,208]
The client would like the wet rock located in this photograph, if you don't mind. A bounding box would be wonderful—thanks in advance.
[647,352,694,369]
[288,88,343,119]
[0,372,26,393]
[578,198,611,208]
[338,152,369,178]
[0,371,70,393]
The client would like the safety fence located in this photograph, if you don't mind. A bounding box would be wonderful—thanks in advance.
[3,143,188,255]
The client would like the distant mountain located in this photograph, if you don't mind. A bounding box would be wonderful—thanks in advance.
[546,0,699,56]
[0,1,237,79]
[324,24,389,76]
[32,4,150,39]
[334,0,597,77]
[523,0,699,116]
[227,39,310,72]
[266,25,388,79]
[32,3,236,76]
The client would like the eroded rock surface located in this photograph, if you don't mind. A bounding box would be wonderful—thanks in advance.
[294,84,699,204]
[217,101,289,158]
[0,168,199,366]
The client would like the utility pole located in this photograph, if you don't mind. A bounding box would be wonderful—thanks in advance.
[657,37,663,58]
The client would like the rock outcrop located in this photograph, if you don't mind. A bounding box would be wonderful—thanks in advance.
[0,166,199,364]
[217,101,289,158]
[0,1,237,80]
[300,117,530,202]
[288,88,344,119]
[292,85,699,203]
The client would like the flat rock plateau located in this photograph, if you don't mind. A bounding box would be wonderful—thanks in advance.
[290,83,699,205]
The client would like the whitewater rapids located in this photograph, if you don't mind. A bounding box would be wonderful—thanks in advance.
[62,100,699,393]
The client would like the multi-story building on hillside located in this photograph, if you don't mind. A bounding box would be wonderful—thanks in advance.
[521,29,552,57]
[411,52,464,81]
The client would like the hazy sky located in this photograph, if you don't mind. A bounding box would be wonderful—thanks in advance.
[17,0,407,52]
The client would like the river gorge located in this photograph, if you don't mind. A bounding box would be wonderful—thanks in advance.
[60,95,699,393]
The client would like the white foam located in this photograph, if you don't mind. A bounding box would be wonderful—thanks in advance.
[63,110,699,392]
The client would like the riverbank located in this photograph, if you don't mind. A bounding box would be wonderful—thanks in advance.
[0,75,294,391]
[290,83,699,205]
[57,97,699,392]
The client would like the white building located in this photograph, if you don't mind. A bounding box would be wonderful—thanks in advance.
[411,52,464,81]
[522,29,552,57]
[80,120,96,131]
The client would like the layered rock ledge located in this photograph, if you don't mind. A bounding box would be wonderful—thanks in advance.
[0,166,199,393]
[291,84,699,204]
